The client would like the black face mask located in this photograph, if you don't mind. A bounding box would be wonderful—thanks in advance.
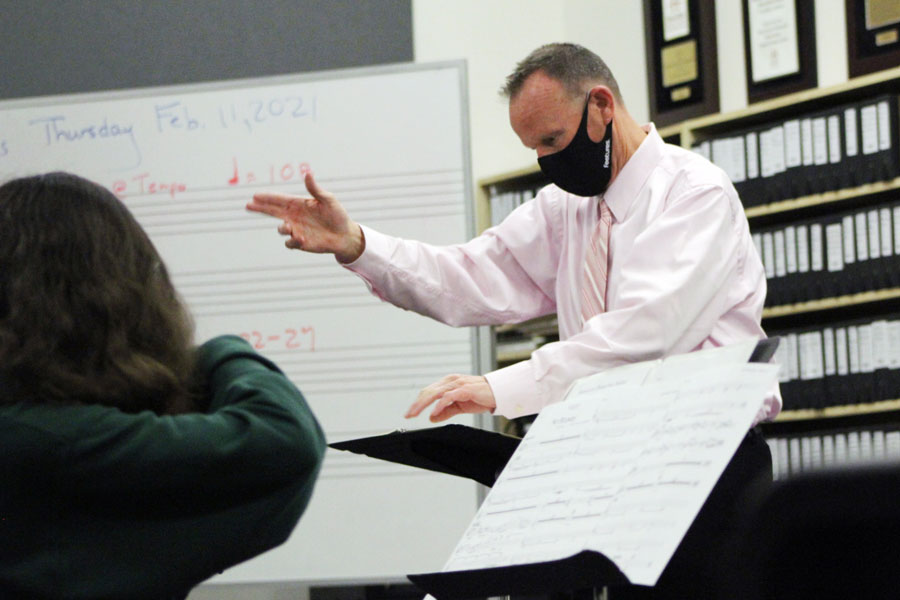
[537,95,613,197]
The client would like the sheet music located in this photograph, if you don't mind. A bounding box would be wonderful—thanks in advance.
[440,342,778,586]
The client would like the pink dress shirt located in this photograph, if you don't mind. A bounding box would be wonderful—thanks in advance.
[345,124,781,424]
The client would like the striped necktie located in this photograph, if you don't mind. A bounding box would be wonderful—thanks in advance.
[581,200,613,322]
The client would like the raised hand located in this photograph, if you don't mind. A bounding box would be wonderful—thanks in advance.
[246,172,365,263]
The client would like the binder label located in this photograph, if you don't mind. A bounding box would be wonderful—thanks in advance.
[825,223,844,272]
[844,108,859,157]
[861,105,879,154]
[784,120,802,168]
[836,327,849,376]
[868,210,882,260]
[810,224,824,271]
[774,230,787,277]
[785,226,798,273]
[745,132,759,179]
[797,225,810,273]
[812,117,828,165]
[855,212,870,262]
[878,101,891,151]
[801,118,814,166]
[842,216,856,263]
[880,208,893,257]
[827,115,842,164]
[823,328,836,376]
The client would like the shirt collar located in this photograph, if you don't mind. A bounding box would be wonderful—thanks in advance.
[602,123,662,223]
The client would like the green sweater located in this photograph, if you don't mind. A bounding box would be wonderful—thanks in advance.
[0,335,326,599]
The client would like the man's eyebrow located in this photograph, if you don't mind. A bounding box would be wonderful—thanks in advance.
[540,129,565,145]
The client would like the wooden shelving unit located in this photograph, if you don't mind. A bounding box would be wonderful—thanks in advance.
[745,176,900,219]
[777,399,900,422]
[762,288,900,319]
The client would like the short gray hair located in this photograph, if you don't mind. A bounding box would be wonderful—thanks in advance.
[501,43,622,102]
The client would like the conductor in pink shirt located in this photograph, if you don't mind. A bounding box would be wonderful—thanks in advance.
[248,43,778,599]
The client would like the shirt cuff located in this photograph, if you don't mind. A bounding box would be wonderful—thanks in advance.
[340,224,392,299]
[341,224,388,270]
[485,359,542,419]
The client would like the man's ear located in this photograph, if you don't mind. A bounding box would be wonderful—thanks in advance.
[587,85,615,124]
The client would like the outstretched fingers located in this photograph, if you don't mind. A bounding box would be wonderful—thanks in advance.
[405,376,454,418]
[246,192,295,219]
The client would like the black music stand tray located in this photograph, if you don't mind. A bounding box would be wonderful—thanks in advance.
[329,423,521,488]
[408,551,630,599]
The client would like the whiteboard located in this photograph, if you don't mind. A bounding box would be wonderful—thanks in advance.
[0,62,487,583]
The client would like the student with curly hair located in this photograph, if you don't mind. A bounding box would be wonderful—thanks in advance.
[0,172,326,600]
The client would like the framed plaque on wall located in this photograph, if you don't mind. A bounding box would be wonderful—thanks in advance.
[742,0,817,104]
[643,0,719,128]
[846,0,900,78]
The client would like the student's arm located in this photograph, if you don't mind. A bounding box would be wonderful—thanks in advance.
[58,335,325,496]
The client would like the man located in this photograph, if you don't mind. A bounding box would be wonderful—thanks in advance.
[247,43,778,426]
[247,43,778,598]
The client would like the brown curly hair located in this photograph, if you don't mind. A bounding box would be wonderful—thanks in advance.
[0,172,197,414]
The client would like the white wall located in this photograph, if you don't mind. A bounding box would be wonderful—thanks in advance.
[413,0,853,185]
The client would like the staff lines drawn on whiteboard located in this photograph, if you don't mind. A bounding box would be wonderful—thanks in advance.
[115,167,463,205]
[298,383,466,397]
[283,361,470,386]
[139,209,465,237]
[292,367,471,387]
[174,269,381,313]
[134,195,465,237]
[282,354,471,383]
[121,174,464,210]
[127,185,463,214]
[265,344,473,387]
[270,340,472,394]
[185,293,376,317]
[254,339,472,393]
[132,190,463,226]
[274,353,472,369]
[265,339,472,361]
[181,276,360,295]
[282,369,473,392]
[222,163,462,193]
[173,261,339,278]
[173,263,342,288]
[275,352,471,376]
[182,280,364,304]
